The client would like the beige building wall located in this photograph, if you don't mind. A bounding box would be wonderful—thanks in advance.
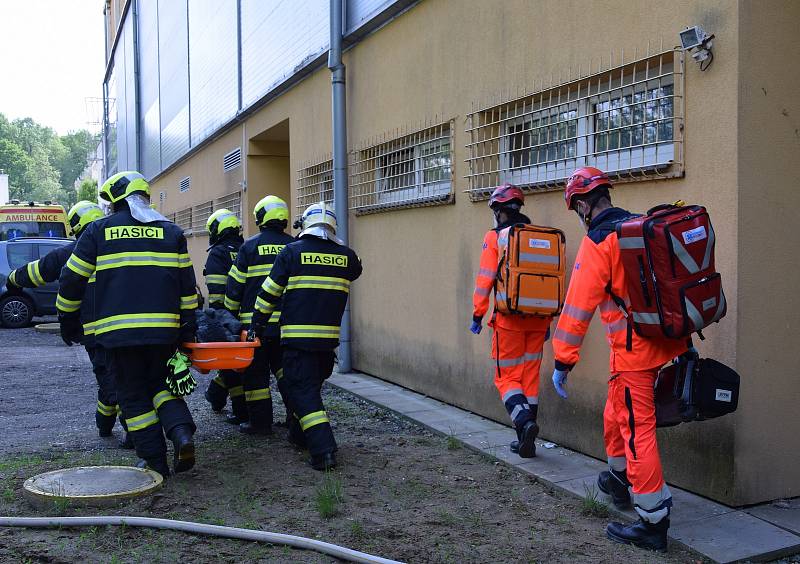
[147,0,796,505]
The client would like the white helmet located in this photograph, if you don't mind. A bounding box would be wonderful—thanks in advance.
[298,202,342,244]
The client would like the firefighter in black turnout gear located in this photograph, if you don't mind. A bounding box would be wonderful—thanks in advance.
[224,195,294,434]
[250,202,362,470]
[8,201,132,447]
[58,172,199,478]
[202,208,246,419]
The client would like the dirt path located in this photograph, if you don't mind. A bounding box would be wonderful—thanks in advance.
[0,327,703,563]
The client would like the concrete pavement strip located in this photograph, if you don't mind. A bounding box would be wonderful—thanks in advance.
[329,371,800,564]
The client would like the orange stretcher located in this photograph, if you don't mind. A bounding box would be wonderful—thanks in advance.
[181,332,260,374]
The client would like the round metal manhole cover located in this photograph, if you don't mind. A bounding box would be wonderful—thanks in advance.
[23,466,163,508]
[34,322,61,334]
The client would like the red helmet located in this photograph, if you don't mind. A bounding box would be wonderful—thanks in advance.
[488,183,524,209]
[564,167,612,210]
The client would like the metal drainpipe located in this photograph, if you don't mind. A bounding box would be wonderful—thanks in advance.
[329,0,352,373]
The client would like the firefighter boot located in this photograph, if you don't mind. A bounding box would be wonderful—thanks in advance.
[204,379,227,413]
[606,518,670,552]
[136,457,171,479]
[597,469,631,508]
[169,425,195,474]
[96,411,115,437]
[239,421,272,436]
[118,433,134,449]
[516,420,539,458]
[226,413,248,425]
[310,451,337,471]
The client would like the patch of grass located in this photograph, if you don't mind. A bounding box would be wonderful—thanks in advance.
[349,519,365,539]
[446,433,461,451]
[0,454,44,473]
[581,484,609,518]
[2,486,14,503]
[436,510,458,526]
[315,472,343,519]
[52,497,71,515]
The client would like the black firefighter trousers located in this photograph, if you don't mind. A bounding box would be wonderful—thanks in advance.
[111,345,196,463]
[282,347,336,457]
[241,338,284,428]
[86,346,126,434]
[205,369,246,419]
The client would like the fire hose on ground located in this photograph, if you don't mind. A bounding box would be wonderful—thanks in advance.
[0,516,404,564]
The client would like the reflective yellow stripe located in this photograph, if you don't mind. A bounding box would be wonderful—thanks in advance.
[95,252,191,271]
[275,368,284,381]
[299,410,330,431]
[254,296,275,315]
[245,264,273,278]
[67,254,95,277]
[27,261,45,287]
[224,295,240,311]
[153,390,178,410]
[8,271,17,286]
[205,274,228,285]
[178,253,192,268]
[229,385,244,398]
[228,266,245,283]
[269,311,280,324]
[261,276,285,297]
[126,409,159,431]
[56,294,81,313]
[285,275,350,293]
[208,293,225,303]
[212,375,226,387]
[238,311,253,323]
[244,388,271,402]
[88,273,96,284]
[92,313,180,336]
[83,320,96,335]
[180,294,199,310]
[281,324,340,340]
[96,401,117,416]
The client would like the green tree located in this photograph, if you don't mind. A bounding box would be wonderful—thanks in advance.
[77,178,98,203]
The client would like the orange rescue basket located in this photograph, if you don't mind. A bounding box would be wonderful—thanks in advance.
[182,332,260,374]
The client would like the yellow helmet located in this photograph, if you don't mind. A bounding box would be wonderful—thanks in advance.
[253,195,289,227]
[67,200,104,236]
[206,208,241,238]
[300,202,337,232]
[100,171,150,203]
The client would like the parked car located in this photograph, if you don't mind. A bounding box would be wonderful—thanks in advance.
[0,237,73,328]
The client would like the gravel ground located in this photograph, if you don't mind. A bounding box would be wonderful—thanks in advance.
[0,325,708,563]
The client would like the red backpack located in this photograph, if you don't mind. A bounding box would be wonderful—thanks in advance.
[612,204,726,347]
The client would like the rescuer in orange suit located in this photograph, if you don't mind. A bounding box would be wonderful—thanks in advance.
[551,167,687,552]
[471,184,551,459]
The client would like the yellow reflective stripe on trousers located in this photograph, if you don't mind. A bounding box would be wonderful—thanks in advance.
[246,264,272,278]
[228,265,246,283]
[224,295,240,310]
[180,294,199,310]
[153,390,178,410]
[205,274,228,285]
[208,293,224,304]
[96,401,117,416]
[92,313,180,336]
[261,276,285,297]
[244,388,271,402]
[67,254,95,277]
[275,368,284,381]
[126,409,159,431]
[281,324,340,340]
[27,260,45,286]
[229,385,244,398]
[285,276,350,293]
[56,293,82,313]
[299,410,330,431]
[95,252,188,271]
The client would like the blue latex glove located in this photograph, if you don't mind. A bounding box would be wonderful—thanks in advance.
[552,369,569,399]
[470,320,482,335]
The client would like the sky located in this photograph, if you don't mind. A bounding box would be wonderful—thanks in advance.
[0,1,106,135]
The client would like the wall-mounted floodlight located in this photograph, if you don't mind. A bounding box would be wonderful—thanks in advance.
[680,25,715,70]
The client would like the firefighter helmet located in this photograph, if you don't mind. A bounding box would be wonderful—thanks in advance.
[253,195,289,227]
[488,183,525,209]
[100,171,150,203]
[206,208,241,238]
[299,202,337,233]
[564,167,612,210]
[67,201,104,236]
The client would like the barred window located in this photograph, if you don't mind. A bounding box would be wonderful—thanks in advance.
[192,200,214,234]
[297,158,333,216]
[174,208,193,234]
[350,122,453,213]
[465,50,683,200]
[215,191,242,221]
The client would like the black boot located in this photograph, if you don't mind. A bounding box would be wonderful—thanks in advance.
[118,433,134,449]
[510,440,520,454]
[516,420,539,458]
[204,384,227,413]
[310,451,337,471]
[607,518,669,552]
[169,425,195,474]
[597,469,632,508]
[225,413,248,425]
[96,413,114,437]
[136,457,171,478]
[239,421,272,436]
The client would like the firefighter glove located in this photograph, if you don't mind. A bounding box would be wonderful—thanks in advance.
[552,368,569,399]
[166,351,196,397]
[58,313,84,347]
[470,316,482,335]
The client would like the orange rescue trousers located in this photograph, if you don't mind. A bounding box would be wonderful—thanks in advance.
[492,325,546,430]
[604,369,672,523]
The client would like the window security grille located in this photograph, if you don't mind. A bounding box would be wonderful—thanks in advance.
[179,176,191,193]
[465,50,684,200]
[174,207,193,234]
[350,121,454,213]
[297,158,333,215]
[215,191,242,221]
[223,147,242,172]
[192,200,214,234]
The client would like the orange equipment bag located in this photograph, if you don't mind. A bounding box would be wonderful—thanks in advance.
[181,332,260,374]
[495,224,566,316]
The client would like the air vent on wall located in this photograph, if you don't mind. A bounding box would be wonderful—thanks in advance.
[179,176,191,193]
[223,147,242,172]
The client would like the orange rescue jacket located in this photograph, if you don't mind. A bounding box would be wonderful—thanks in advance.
[473,229,551,332]
[553,208,686,373]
